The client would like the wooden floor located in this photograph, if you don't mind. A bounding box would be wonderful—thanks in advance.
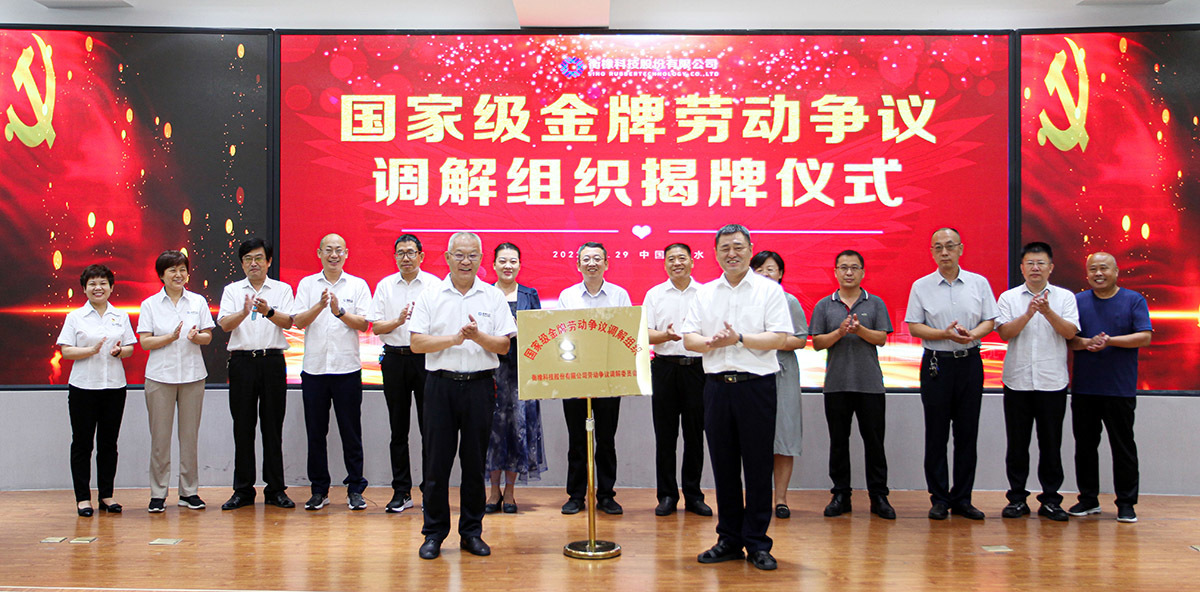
[2,487,1198,592]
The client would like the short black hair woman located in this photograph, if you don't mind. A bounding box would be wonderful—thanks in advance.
[56,264,137,516]
[483,242,548,514]
[136,250,216,513]
[750,250,809,520]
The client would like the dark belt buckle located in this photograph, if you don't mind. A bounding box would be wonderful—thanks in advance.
[953,349,969,359]
[722,374,739,384]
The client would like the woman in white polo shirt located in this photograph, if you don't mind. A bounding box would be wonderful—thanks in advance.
[137,250,215,513]
[57,264,137,517]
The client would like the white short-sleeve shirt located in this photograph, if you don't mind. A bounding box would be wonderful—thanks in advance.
[680,271,793,376]
[556,281,632,310]
[217,277,294,351]
[292,271,371,375]
[408,275,518,372]
[643,278,701,358]
[368,269,439,347]
[137,289,216,384]
[57,304,137,389]
[997,283,1080,391]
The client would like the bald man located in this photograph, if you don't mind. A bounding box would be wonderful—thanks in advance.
[291,234,373,511]
[1067,252,1152,524]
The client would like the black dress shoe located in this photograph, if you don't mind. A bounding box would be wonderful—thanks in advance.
[697,540,745,564]
[685,499,713,517]
[221,493,254,511]
[264,492,295,509]
[929,502,949,520]
[77,505,94,517]
[775,503,791,519]
[502,501,518,514]
[561,498,584,515]
[655,497,677,516]
[1002,501,1030,518]
[419,538,441,560]
[1038,503,1069,522]
[869,494,896,520]
[597,497,623,515]
[460,536,492,556]
[952,503,985,520]
[746,550,778,571]
[824,493,852,517]
[98,500,122,514]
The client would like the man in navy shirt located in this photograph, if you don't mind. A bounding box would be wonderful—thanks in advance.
[1067,252,1152,524]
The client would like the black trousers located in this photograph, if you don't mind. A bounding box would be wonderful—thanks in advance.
[651,358,706,504]
[563,396,621,501]
[381,350,427,497]
[228,354,287,497]
[1003,386,1067,505]
[1072,393,1139,507]
[68,386,126,502]
[301,371,366,495]
[705,374,776,554]
[421,373,495,541]
[824,391,889,496]
[919,350,983,507]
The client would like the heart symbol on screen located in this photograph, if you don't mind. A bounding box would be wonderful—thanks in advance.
[632,225,652,239]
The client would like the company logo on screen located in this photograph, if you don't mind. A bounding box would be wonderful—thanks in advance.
[559,56,585,78]
[582,56,720,78]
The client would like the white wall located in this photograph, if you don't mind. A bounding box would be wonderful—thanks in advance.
[5,387,1198,500]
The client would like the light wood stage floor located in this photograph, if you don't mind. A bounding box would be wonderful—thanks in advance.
[2,487,1198,592]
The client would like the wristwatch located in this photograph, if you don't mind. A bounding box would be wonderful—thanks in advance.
[335,308,346,318]
[265,307,276,319]
[738,333,744,344]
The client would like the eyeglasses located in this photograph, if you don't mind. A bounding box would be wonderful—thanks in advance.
[836,265,863,273]
[451,252,481,262]
[242,254,267,264]
[931,242,961,253]
[395,250,421,259]
[1022,260,1049,269]
[321,248,346,256]
[579,256,605,264]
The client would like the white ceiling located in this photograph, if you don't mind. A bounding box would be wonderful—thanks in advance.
[0,0,1197,31]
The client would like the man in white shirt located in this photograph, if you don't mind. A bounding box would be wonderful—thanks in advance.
[682,225,792,571]
[644,243,711,517]
[905,227,998,521]
[996,242,1079,522]
[409,232,516,560]
[369,233,440,513]
[556,242,632,516]
[291,234,372,512]
[216,238,296,511]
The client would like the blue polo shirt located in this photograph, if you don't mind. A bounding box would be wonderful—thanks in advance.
[1071,288,1152,397]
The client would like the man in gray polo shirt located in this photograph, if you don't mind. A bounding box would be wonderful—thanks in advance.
[811,249,895,520]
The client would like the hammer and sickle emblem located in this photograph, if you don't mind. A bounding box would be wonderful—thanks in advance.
[1037,37,1088,153]
[4,33,57,149]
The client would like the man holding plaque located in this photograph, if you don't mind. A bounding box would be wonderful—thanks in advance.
[682,224,792,571]
[557,241,632,516]
[409,232,516,560]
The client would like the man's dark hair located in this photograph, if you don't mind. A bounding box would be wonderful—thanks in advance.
[1021,241,1053,261]
[835,249,865,267]
[394,233,423,252]
[664,243,692,256]
[714,224,751,246]
[577,241,607,259]
[238,237,273,261]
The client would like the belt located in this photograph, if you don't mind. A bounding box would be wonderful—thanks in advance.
[430,369,494,382]
[706,371,767,384]
[383,345,418,356]
[230,349,284,358]
[654,355,702,366]
[925,347,980,359]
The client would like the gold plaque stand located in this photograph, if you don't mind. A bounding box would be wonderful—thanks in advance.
[563,397,622,560]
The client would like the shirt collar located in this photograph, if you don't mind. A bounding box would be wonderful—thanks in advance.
[440,274,486,297]
[829,289,870,303]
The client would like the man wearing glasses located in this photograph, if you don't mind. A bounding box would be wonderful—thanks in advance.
[556,242,632,516]
[369,234,439,514]
[291,234,372,511]
[410,232,516,559]
[217,237,296,510]
[995,242,1079,522]
[810,250,895,520]
[905,227,997,521]
[682,225,791,571]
